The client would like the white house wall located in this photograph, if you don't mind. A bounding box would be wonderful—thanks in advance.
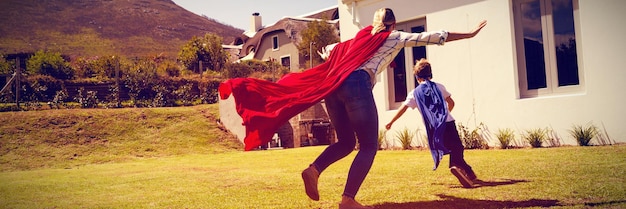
[337,0,626,146]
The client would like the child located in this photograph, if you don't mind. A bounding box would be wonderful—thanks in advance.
[385,58,477,188]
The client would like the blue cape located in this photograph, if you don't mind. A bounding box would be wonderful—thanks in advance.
[414,80,450,170]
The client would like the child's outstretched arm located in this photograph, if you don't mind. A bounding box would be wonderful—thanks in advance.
[386,104,410,130]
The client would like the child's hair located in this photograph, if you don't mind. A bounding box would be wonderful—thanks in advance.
[413,58,432,79]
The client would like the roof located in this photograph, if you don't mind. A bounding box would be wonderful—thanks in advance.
[238,6,339,59]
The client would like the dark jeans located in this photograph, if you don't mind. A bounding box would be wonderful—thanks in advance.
[443,121,474,175]
[311,70,378,199]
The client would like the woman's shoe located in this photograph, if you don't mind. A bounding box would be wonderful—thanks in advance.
[338,196,373,209]
[301,165,320,201]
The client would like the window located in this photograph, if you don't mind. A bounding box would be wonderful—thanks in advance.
[387,18,426,109]
[272,36,279,50]
[280,56,290,68]
[513,0,581,98]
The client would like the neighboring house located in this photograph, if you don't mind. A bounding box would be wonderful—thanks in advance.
[233,7,339,71]
[219,6,341,149]
[336,0,625,146]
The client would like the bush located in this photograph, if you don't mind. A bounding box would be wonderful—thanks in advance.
[23,75,65,103]
[48,90,68,109]
[223,62,253,78]
[71,55,121,80]
[123,59,159,106]
[394,127,415,150]
[26,50,74,79]
[75,87,99,108]
[569,123,598,146]
[544,126,562,147]
[377,130,387,150]
[458,123,489,149]
[495,128,515,149]
[523,128,547,148]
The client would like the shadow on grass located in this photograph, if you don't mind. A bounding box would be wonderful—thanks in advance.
[472,178,530,188]
[585,200,626,207]
[434,178,529,189]
[373,194,561,209]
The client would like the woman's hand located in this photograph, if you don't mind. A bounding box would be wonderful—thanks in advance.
[470,20,487,37]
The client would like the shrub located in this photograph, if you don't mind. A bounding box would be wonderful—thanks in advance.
[26,50,74,79]
[223,62,252,78]
[174,83,196,106]
[395,127,414,150]
[0,55,15,75]
[523,128,547,148]
[198,78,220,104]
[123,59,159,106]
[569,123,598,146]
[495,128,515,149]
[595,122,615,146]
[24,75,65,102]
[377,130,387,150]
[545,126,562,147]
[48,90,68,109]
[458,123,489,149]
[105,84,122,108]
[75,87,98,108]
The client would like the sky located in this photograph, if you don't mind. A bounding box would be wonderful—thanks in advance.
[171,0,338,31]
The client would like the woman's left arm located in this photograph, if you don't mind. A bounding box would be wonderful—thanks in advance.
[446,20,487,42]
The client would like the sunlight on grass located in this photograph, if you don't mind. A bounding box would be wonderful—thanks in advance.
[1,145,624,208]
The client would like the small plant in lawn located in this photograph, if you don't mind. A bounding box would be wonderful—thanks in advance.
[395,127,414,150]
[495,128,515,149]
[569,122,598,146]
[595,122,615,145]
[48,89,68,109]
[524,128,547,148]
[545,126,562,147]
[75,87,99,108]
[414,129,427,149]
[458,122,489,149]
[377,129,387,150]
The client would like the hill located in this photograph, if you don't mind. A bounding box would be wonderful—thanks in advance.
[0,104,243,171]
[0,0,244,59]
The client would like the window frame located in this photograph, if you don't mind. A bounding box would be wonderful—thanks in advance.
[272,35,279,51]
[386,18,427,110]
[513,0,583,98]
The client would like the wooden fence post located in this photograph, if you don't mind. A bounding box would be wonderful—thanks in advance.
[15,57,20,109]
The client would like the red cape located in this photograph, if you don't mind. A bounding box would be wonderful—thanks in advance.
[219,26,390,151]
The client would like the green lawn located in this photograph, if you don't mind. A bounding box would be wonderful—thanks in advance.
[0,105,624,208]
[1,145,624,209]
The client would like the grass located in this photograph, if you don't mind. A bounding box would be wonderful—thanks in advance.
[0,104,241,171]
[0,105,625,208]
[0,146,624,208]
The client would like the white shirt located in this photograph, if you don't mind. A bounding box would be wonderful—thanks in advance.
[357,30,448,85]
[402,82,455,122]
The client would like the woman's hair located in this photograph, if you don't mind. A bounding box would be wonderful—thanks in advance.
[372,8,396,35]
[414,58,432,79]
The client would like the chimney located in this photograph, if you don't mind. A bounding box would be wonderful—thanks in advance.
[251,12,262,32]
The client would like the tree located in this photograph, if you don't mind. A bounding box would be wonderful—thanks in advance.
[298,19,340,67]
[178,33,229,74]
[26,50,73,79]
[0,55,14,75]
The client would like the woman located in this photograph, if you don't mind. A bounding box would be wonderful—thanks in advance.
[219,8,487,209]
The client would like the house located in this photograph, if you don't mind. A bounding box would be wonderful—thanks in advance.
[337,0,625,146]
[219,6,341,149]
[220,0,626,150]
[232,7,339,71]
